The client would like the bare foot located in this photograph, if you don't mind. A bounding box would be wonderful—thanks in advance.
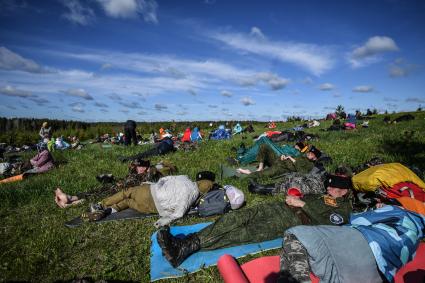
[54,188,69,208]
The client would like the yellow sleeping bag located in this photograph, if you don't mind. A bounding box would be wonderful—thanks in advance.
[352,163,425,192]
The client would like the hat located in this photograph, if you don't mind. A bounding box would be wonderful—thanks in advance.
[42,122,48,127]
[196,171,216,182]
[324,174,352,190]
[287,187,303,197]
[224,185,245,210]
[296,142,308,153]
[133,159,150,168]
[308,146,322,158]
[196,180,214,194]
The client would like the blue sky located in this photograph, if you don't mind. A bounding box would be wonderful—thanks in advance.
[0,0,424,122]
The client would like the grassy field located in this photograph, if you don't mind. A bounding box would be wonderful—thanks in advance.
[1,112,425,283]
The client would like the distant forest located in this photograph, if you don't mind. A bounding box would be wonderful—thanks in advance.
[0,117,258,145]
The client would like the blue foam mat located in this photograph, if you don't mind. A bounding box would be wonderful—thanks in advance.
[150,222,282,281]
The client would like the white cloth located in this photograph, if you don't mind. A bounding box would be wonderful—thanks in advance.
[150,175,199,227]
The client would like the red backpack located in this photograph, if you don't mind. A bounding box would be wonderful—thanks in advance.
[377,182,425,202]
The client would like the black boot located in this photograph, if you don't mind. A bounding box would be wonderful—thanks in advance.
[248,179,276,195]
[157,227,201,268]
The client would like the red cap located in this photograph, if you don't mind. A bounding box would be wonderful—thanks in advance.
[287,187,303,197]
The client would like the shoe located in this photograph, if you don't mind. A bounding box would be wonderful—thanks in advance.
[96,174,114,184]
[89,202,104,213]
[157,227,201,268]
[248,179,276,195]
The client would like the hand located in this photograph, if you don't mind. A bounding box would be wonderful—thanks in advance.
[375,202,385,209]
[280,155,289,160]
[286,196,305,207]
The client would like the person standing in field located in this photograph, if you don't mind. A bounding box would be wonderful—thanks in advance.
[39,122,52,142]
[124,120,137,146]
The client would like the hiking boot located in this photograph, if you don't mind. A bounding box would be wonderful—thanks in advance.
[157,227,201,268]
[89,202,104,213]
[96,174,114,184]
[248,179,276,195]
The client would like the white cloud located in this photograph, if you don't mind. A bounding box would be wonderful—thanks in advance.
[388,58,417,78]
[53,49,290,93]
[349,36,399,68]
[96,0,158,23]
[302,76,313,84]
[28,96,49,105]
[352,85,374,93]
[208,105,218,108]
[241,97,255,106]
[0,46,48,73]
[209,29,334,75]
[94,101,108,107]
[119,101,142,108]
[60,0,95,26]
[405,97,425,103]
[250,26,265,39]
[221,90,232,97]
[101,63,112,70]
[0,85,32,97]
[238,72,289,90]
[61,88,93,100]
[319,83,335,91]
[154,104,167,111]
[71,105,85,113]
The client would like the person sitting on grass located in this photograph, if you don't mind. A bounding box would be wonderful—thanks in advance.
[55,174,215,228]
[55,159,177,208]
[157,174,356,268]
[236,145,325,179]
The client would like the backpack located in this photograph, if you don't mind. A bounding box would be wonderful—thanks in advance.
[197,189,231,217]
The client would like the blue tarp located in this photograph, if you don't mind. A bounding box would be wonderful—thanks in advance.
[150,222,282,281]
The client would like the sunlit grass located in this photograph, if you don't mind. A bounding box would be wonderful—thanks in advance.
[1,111,424,282]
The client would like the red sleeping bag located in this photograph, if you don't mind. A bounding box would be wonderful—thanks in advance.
[217,243,425,283]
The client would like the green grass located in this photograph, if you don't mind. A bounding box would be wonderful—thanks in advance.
[1,112,425,282]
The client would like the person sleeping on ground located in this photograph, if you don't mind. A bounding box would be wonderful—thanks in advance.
[56,174,218,228]
[119,137,176,162]
[278,205,425,283]
[236,145,327,179]
[55,158,177,208]
[157,174,357,268]
[248,164,351,196]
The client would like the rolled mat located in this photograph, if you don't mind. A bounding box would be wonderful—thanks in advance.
[218,255,318,283]
[217,243,425,283]
[0,174,24,184]
[217,254,249,283]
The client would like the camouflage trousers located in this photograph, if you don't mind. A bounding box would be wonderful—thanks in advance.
[274,172,325,196]
[198,202,302,250]
[278,233,311,283]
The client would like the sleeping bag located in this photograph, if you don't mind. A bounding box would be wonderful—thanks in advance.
[352,163,425,192]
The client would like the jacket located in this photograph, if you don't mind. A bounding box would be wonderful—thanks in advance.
[30,150,54,173]
[150,175,199,227]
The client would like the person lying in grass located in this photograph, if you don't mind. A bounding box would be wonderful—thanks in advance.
[236,145,326,179]
[55,159,176,208]
[157,174,356,268]
[56,174,215,228]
